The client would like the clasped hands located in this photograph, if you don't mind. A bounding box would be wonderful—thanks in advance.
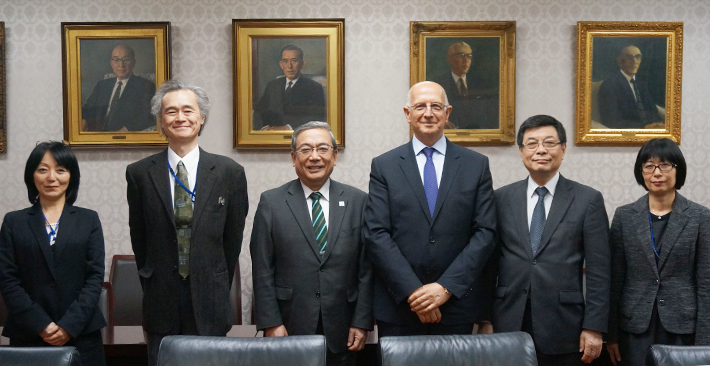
[39,322,71,346]
[407,282,451,324]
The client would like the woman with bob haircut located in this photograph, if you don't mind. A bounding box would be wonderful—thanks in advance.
[0,141,106,365]
[606,138,709,365]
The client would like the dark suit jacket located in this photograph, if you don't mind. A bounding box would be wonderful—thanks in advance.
[608,193,710,345]
[253,76,326,130]
[491,175,610,354]
[364,139,497,326]
[82,75,156,132]
[598,71,662,129]
[251,179,373,353]
[0,204,106,341]
[432,73,499,129]
[126,148,249,335]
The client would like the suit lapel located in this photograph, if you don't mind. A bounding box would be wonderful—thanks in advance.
[322,181,346,263]
[51,205,77,263]
[148,149,175,226]
[399,142,432,225]
[191,149,217,233]
[432,140,461,222]
[631,196,660,274]
[286,181,322,261]
[536,175,574,257]
[510,180,533,259]
[657,193,689,271]
[27,205,57,280]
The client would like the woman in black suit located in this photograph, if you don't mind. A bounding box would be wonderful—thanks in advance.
[0,141,106,365]
[606,138,710,366]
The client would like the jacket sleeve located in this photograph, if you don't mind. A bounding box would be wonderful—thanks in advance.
[581,190,611,333]
[606,207,626,342]
[224,164,248,287]
[695,207,710,345]
[126,165,147,278]
[351,198,374,331]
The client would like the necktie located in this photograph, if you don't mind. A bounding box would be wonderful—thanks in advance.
[286,81,293,91]
[174,161,193,278]
[630,79,648,124]
[458,78,468,97]
[104,81,123,130]
[310,192,328,253]
[422,147,438,217]
[530,186,548,256]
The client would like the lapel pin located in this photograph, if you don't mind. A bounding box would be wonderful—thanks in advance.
[339,201,345,206]
[218,197,225,206]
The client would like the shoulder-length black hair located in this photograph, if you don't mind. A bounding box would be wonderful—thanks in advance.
[24,141,81,205]
[633,138,686,191]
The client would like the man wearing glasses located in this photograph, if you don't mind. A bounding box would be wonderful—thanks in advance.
[432,41,499,129]
[490,115,611,365]
[251,122,373,366]
[364,81,496,337]
[81,44,155,132]
[598,45,664,129]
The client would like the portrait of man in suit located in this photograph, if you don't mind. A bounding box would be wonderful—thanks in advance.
[81,44,156,132]
[364,81,496,337]
[126,80,249,366]
[490,115,610,366]
[597,44,665,129]
[429,39,500,130]
[253,44,326,131]
[251,121,373,366]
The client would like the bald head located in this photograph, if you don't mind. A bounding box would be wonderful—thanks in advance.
[616,45,642,77]
[447,41,473,77]
[407,81,449,106]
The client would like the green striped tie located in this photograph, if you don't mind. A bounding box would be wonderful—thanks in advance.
[174,161,192,278]
[310,192,328,253]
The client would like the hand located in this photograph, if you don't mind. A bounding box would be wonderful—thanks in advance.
[81,119,87,131]
[408,283,451,314]
[478,322,494,334]
[347,328,367,351]
[644,122,665,129]
[118,126,129,132]
[262,125,292,131]
[40,322,59,338]
[264,325,288,337]
[416,308,442,324]
[579,329,603,363]
[43,325,71,346]
[607,342,621,366]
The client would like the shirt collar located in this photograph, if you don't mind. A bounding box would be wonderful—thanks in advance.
[286,76,300,84]
[116,74,132,83]
[301,178,331,202]
[451,71,466,85]
[412,134,447,156]
[620,69,635,82]
[527,172,560,199]
[168,145,200,176]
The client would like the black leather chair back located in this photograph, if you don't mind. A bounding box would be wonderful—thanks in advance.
[0,346,81,366]
[646,344,710,366]
[157,335,326,366]
[380,332,537,366]
[109,255,143,326]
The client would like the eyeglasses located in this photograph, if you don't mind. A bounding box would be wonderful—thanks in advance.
[111,57,133,63]
[295,145,334,156]
[450,53,473,60]
[409,103,448,113]
[621,54,642,61]
[520,140,562,150]
[641,163,676,174]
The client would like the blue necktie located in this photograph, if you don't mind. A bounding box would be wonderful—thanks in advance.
[530,186,548,255]
[422,147,438,217]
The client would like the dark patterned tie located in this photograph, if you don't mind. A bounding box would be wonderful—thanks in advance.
[310,192,328,253]
[530,186,548,256]
[286,81,293,90]
[458,78,468,97]
[174,161,192,278]
[630,79,647,125]
[104,81,123,130]
[422,147,438,217]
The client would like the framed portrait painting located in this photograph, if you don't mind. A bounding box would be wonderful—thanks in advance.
[575,21,683,145]
[410,21,516,146]
[62,22,171,147]
[233,19,344,148]
[0,21,6,153]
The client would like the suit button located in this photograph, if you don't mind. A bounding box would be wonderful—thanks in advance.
[316,292,320,298]
[532,260,537,265]
[430,237,435,243]
[659,299,665,306]
[50,282,56,288]
[320,268,325,272]
[654,279,659,285]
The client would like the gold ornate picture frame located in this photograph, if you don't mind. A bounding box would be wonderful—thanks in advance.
[410,21,516,146]
[62,22,171,147]
[233,19,344,149]
[0,22,6,153]
[575,21,683,145]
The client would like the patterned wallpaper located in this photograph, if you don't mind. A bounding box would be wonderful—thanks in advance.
[0,0,705,324]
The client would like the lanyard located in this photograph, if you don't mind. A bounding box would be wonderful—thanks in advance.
[648,211,661,258]
[42,213,60,244]
[168,161,196,202]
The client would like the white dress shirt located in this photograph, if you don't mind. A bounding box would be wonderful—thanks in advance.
[451,71,467,90]
[620,70,639,102]
[302,178,331,227]
[412,135,446,188]
[526,172,560,230]
[285,76,300,90]
[168,145,200,208]
[106,75,131,115]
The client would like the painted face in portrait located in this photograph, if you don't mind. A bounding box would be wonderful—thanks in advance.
[34,152,70,203]
[280,50,305,81]
[111,45,136,80]
[519,126,566,179]
[291,128,338,191]
[160,89,205,144]
[642,158,677,195]
[447,42,473,77]
[617,45,642,77]
[404,82,452,146]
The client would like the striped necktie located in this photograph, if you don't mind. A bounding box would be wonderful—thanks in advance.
[174,160,192,278]
[310,192,328,253]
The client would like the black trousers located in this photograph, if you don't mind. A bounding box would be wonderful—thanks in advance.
[376,320,474,337]
[10,329,106,366]
[521,298,583,366]
[315,313,356,366]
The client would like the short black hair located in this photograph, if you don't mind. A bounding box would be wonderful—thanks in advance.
[280,44,304,61]
[633,138,686,191]
[24,141,81,205]
[517,115,567,147]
